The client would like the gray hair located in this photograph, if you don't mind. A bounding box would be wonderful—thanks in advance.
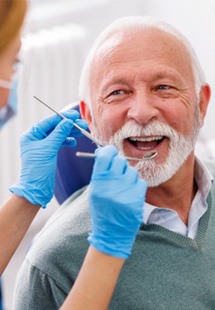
[79,16,206,107]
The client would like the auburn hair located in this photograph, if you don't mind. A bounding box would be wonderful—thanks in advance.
[0,0,27,55]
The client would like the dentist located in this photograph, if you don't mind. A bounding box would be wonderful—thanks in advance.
[0,0,87,273]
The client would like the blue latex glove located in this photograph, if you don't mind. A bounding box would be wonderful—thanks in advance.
[10,110,88,208]
[88,145,147,259]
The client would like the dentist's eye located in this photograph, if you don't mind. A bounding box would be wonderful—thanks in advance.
[12,58,21,74]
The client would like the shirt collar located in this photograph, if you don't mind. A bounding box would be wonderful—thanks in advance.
[194,156,214,194]
[144,157,214,224]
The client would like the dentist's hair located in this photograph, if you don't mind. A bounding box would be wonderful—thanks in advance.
[79,15,206,107]
[0,0,27,56]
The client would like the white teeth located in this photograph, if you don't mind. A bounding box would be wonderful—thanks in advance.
[129,136,163,142]
[138,146,153,150]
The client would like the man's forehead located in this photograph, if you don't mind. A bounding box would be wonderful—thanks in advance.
[96,32,125,57]
[89,27,194,97]
[95,28,187,62]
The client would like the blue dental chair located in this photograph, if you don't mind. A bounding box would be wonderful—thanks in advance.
[54,103,96,204]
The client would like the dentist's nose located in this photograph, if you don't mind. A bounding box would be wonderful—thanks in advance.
[127,91,158,125]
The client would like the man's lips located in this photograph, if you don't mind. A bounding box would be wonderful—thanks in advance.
[127,135,164,150]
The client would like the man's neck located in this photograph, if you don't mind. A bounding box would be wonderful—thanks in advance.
[145,155,197,225]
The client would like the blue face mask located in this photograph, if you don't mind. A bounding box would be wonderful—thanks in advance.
[0,77,18,129]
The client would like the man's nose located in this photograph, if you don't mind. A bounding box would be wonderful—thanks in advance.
[127,91,158,125]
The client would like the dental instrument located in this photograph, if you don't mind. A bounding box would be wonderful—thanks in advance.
[76,151,157,161]
[33,96,103,146]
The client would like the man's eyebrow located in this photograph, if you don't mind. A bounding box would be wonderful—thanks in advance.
[152,71,184,83]
[101,78,131,92]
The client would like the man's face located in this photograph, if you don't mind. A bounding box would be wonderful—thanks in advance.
[85,29,203,186]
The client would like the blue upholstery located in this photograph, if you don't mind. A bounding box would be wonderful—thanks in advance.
[54,104,96,204]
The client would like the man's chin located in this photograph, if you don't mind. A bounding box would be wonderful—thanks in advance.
[135,159,176,188]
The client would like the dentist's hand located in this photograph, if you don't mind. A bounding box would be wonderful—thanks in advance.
[88,145,147,259]
[10,110,88,208]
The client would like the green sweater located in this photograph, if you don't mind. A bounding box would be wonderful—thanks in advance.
[14,162,215,310]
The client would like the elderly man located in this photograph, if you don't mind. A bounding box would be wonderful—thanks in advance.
[14,16,215,309]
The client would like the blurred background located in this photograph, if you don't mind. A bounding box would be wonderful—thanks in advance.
[1,0,215,308]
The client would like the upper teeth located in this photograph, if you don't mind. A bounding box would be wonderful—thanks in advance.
[129,136,163,142]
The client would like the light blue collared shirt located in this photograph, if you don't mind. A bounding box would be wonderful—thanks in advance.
[143,158,213,239]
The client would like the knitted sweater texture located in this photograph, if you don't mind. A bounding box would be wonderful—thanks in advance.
[13,162,215,310]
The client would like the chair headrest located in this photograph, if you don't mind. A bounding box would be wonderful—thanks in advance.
[54,102,96,204]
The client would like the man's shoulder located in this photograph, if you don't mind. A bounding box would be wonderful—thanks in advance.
[41,185,91,234]
[24,186,91,276]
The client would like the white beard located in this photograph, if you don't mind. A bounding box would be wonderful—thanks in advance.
[92,110,201,187]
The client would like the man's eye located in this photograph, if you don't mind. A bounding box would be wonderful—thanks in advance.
[110,90,124,96]
[156,85,171,90]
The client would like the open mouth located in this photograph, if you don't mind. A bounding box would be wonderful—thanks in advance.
[126,135,164,151]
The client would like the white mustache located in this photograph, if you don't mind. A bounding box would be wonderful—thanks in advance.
[110,120,178,143]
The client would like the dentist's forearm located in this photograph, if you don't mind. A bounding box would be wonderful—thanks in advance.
[0,194,40,273]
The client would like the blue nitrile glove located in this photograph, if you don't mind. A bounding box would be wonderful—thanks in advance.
[88,145,147,259]
[10,110,88,208]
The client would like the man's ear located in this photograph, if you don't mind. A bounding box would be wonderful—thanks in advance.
[80,100,92,125]
[199,84,211,127]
